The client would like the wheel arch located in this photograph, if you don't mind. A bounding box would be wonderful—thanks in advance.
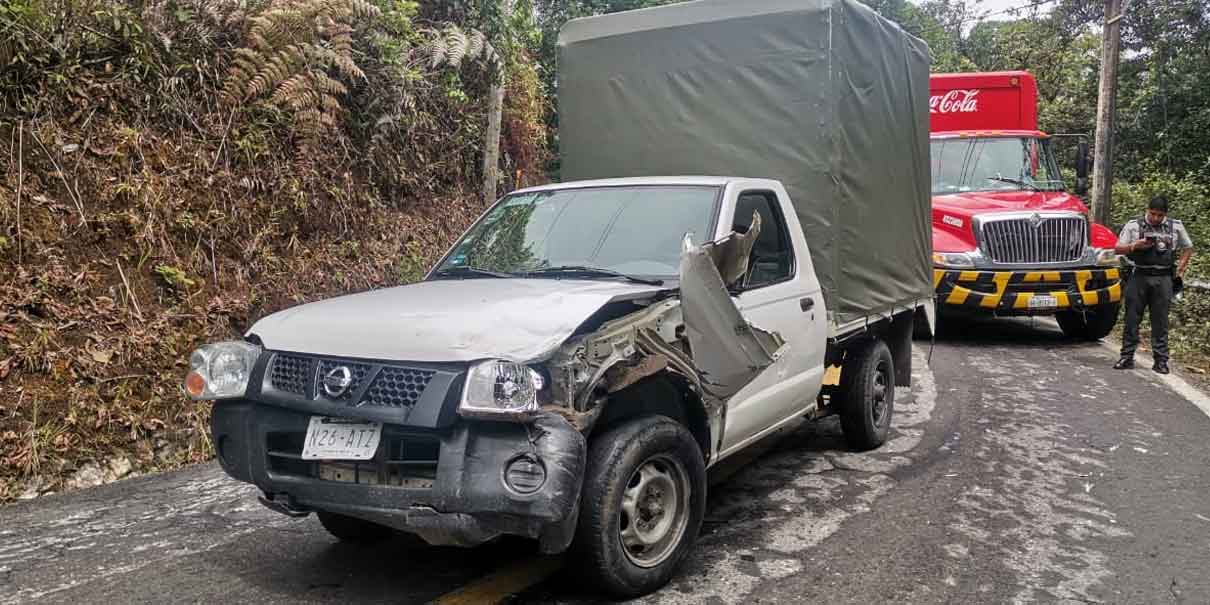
[828,309,916,388]
[592,372,713,465]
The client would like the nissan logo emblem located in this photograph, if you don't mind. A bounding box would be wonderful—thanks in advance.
[322,366,353,398]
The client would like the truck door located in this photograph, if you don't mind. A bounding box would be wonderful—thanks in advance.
[717,187,827,457]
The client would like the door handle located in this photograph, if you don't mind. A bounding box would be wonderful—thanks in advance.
[800,297,815,312]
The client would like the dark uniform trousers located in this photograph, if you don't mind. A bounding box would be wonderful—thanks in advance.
[1120,269,1173,362]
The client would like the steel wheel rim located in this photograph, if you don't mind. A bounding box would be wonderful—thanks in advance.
[871,360,890,426]
[618,453,691,568]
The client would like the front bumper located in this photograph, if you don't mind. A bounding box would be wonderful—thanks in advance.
[933,267,1122,315]
[212,401,586,552]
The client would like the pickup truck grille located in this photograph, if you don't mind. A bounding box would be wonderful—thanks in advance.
[979,215,1087,264]
[270,354,312,396]
[267,353,436,408]
[363,366,436,408]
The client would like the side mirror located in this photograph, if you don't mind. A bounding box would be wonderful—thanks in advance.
[1074,139,1090,196]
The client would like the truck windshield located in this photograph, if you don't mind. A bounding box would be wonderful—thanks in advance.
[931,136,1064,195]
[434,186,719,279]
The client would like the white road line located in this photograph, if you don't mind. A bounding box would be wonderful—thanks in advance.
[1097,339,1210,420]
[1151,370,1210,419]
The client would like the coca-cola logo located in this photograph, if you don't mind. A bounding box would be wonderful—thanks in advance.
[930,89,980,114]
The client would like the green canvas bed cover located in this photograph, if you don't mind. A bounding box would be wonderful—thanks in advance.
[558,0,933,330]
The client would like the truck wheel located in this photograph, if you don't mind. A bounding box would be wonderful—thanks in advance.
[838,340,894,450]
[1056,304,1119,341]
[317,511,391,544]
[573,415,706,599]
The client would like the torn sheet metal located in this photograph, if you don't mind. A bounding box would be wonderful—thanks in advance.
[678,235,785,400]
[542,227,784,430]
[604,354,669,393]
[548,299,683,410]
[704,211,761,287]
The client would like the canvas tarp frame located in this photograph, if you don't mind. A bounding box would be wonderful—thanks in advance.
[558,0,933,328]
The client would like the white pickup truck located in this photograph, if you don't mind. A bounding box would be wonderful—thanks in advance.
[186,0,933,598]
[187,176,927,596]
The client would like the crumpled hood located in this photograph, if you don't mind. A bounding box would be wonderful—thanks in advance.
[248,279,668,362]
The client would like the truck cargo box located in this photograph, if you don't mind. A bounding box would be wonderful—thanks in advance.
[929,71,1039,131]
[558,0,933,329]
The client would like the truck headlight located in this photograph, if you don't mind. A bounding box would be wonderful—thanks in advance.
[184,341,262,400]
[1093,248,1120,266]
[459,360,542,421]
[932,252,975,269]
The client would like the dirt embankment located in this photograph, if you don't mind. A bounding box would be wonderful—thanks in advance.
[0,111,484,499]
[0,0,549,501]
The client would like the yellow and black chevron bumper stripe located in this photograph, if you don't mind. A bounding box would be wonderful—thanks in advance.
[933,268,1122,313]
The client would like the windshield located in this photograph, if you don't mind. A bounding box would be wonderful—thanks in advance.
[931,136,1064,195]
[434,186,719,278]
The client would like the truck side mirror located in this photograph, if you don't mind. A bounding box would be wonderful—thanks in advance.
[1074,139,1090,196]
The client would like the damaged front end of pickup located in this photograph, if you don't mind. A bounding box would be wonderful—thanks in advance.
[542,213,785,464]
[194,218,785,554]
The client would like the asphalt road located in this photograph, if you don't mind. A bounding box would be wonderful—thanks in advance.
[2,317,1209,604]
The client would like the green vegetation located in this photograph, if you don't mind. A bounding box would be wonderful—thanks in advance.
[1,0,1207,498]
[0,0,549,499]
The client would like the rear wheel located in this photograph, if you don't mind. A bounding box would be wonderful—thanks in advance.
[316,511,392,544]
[838,340,895,451]
[1056,303,1120,341]
[573,415,706,599]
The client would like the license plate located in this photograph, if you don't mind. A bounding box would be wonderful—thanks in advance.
[1028,294,1058,309]
[302,416,382,460]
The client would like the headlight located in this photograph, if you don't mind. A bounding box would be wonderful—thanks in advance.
[1093,248,1120,266]
[459,360,543,421]
[932,252,976,268]
[184,341,262,400]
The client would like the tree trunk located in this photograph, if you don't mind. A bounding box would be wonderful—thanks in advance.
[1091,0,1123,226]
[482,82,505,206]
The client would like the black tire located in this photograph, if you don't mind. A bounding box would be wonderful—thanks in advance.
[932,308,967,340]
[572,415,707,600]
[316,511,391,544]
[838,339,894,451]
[912,312,933,340]
[1056,303,1120,341]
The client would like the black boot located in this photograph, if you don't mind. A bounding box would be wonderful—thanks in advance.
[1113,357,1135,370]
[1153,359,1170,374]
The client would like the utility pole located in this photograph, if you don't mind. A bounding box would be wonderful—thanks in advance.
[481,81,505,205]
[1090,0,1124,226]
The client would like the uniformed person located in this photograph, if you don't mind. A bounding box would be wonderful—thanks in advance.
[1113,196,1195,374]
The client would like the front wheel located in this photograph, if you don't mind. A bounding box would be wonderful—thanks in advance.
[573,415,707,599]
[1056,303,1120,341]
[838,339,895,451]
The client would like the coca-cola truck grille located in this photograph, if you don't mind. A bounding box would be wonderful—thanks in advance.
[979,216,1087,264]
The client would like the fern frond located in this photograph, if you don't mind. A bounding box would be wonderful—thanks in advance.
[445,27,468,68]
[467,29,485,60]
[311,71,348,96]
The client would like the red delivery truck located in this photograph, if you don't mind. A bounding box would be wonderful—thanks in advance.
[928,71,1122,339]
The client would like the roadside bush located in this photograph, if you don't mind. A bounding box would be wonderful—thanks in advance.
[0,0,551,500]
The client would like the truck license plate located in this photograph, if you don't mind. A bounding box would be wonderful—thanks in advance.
[1028,294,1058,310]
[302,416,382,460]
